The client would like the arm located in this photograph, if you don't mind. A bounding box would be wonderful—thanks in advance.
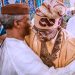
[55,60,75,75]
[7,41,55,75]
[6,39,75,75]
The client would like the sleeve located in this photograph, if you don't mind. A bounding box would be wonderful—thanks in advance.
[56,60,75,75]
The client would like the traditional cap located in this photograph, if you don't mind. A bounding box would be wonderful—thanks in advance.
[34,0,66,29]
[36,0,66,18]
[1,3,30,15]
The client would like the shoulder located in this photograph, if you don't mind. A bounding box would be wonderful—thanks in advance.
[61,28,69,39]
[61,28,75,43]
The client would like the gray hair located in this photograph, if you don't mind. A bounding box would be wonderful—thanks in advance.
[1,15,24,29]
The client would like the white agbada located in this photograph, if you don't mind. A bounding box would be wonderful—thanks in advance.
[0,38,75,75]
[0,38,53,75]
[66,15,75,36]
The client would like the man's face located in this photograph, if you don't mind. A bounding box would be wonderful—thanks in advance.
[35,15,61,41]
[34,0,65,41]
[34,0,65,30]
[17,15,31,36]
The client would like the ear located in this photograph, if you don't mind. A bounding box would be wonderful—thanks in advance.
[14,20,20,28]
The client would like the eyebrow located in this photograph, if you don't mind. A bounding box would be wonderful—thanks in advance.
[49,19,55,23]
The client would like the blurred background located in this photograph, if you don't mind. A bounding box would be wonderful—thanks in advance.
[0,0,75,27]
[0,0,75,41]
[0,0,72,17]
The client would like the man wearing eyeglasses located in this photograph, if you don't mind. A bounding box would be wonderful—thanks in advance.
[25,0,75,68]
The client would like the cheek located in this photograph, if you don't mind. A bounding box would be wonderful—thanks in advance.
[55,20,58,25]
[24,22,31,30]
[22,22,27,29]
[19,22,25,28]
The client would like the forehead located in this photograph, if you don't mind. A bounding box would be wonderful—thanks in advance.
[23,15,30,22]
[21,14,30,19]
[23,14,30,18]
[16,14,30,21]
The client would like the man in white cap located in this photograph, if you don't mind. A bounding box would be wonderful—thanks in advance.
[25,0,75,68]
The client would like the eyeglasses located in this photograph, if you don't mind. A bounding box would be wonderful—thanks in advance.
[39,17,55,27]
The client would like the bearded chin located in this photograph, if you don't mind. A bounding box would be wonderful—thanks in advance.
[24,23,31,36]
